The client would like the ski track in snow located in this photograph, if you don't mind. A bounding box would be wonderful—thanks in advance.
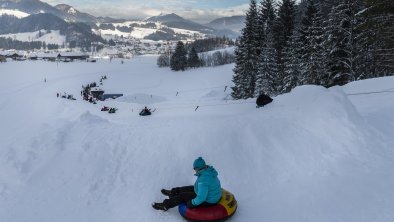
[0,57,394,222]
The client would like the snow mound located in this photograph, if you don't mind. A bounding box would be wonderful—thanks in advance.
[78,111,109,125]
[279,85,363,123]
[224,85,386,222]
[259,85,370,172]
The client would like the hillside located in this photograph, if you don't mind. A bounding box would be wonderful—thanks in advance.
[0,13,104,47]
[0,57,393,222]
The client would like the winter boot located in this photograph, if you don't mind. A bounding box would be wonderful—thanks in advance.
[161,189,172,197]
[152,202,168,211]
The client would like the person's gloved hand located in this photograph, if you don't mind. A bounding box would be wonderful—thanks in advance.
[186,200,195,208]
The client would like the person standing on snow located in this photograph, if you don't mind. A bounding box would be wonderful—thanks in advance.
[152,157,222,211]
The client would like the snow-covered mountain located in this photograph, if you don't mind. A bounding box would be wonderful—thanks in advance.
[1,56,394,222]
[0,8,29,18]
[146,13,213,33]
[205,15,245,36]
[95,13,243,42]
[0,0,60,15]
[0,13,104,47]
[0,0,244,47]
[0,0,117,23]
[0,0,106,47]
[94,17,211,42]
[54,4,96,23]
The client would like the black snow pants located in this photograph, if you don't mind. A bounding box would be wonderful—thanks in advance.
[163,186,217,209]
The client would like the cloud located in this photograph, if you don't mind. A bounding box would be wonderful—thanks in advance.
[180,4,249,23]
[83,3,248,23]
[40,0,248,23]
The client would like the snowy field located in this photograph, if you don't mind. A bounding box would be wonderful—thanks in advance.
[0,57,394,222]
[0,30,66,45]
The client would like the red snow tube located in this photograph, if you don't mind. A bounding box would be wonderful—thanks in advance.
[178,189,237,222]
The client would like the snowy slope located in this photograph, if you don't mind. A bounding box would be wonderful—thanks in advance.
[0,30,66,45]
[97,25,158,40]
[0,9,29,18]
[95,21,206,41]
[0,57,394,222]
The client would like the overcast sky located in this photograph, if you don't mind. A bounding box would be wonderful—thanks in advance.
[40,0,251,23]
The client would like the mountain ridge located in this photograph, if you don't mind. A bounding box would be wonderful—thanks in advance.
[0,0,244,47]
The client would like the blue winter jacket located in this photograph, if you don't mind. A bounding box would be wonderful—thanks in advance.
[192,166,222,206]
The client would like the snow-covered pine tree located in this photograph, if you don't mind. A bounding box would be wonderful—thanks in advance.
[157,54,170,67]
[318,0,338,18]
[256,30,278,97]
[276,0,296,50]
[298,0,325,85]
[361,0,394,77]
[255,0,278,96]
[309,5,326,85]
[282,30,302,93]
[324,0,364,86]
[256,0,276,56]
[352,1,372,80]
[170,41,188,71]
[188,47,201,68]
[256,1,265,56]
[274,0,297,93]
[232,0,260,99]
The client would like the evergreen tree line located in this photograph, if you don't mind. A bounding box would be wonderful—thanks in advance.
[0,37,60,50]
[186,37,235,53]
[157,41,235,70]
[232,0,394,99]
[199,51,236,67]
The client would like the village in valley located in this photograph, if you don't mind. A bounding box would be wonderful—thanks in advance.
[0,39,179,62]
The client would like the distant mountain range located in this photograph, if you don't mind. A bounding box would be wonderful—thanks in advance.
[0,0,245,47]
[0,0,118,23]
[205,15,245,33]
[0,13,103,47]
[146,13,213,33]
[144,13,242,39]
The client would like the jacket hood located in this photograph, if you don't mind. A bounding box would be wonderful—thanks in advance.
[195,165,218,177]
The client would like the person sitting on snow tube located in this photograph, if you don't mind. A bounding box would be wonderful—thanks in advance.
[152,157,222,211]
[139,106,152,116]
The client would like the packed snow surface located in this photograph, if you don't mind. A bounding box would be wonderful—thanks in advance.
[0,56,393,222]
